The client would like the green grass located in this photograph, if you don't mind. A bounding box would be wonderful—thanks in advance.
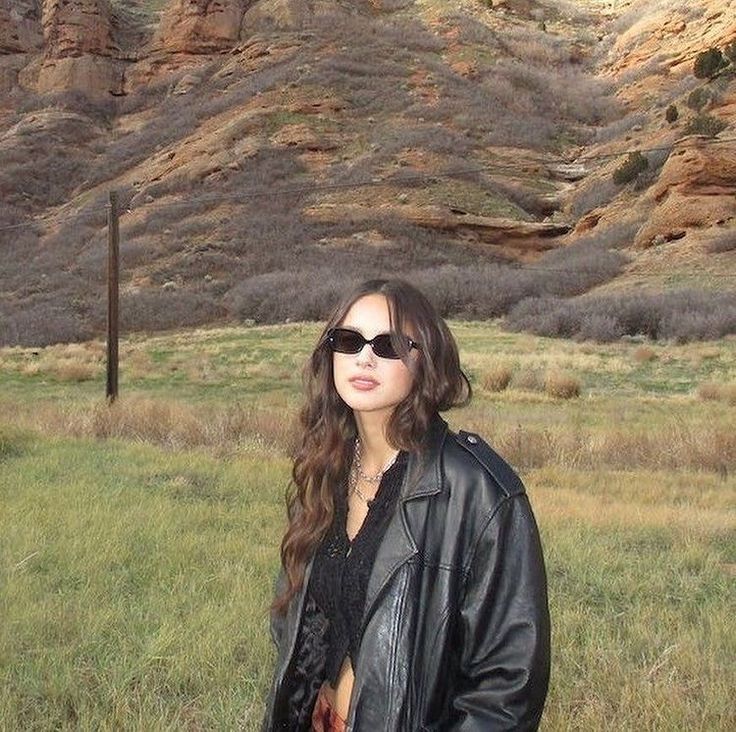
[1,437,283,730]
[1,321,735,730]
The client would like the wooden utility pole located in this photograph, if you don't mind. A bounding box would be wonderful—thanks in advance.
[106,190,120,402]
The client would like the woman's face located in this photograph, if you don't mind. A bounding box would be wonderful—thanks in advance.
[332,294,417,422]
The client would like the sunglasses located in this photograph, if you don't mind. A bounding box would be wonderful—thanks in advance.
[326,328,420,360]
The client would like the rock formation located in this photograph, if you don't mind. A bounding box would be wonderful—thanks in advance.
[634,135,736,248]
[153,0,251,54]
[0,0,42,54]
[36,0,124,96]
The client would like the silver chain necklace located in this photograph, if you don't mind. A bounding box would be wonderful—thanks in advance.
[349,438,398,505]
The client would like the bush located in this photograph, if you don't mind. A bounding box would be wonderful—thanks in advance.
[686,87,710,111]
[544,369,580,399]
[684,113,727,137]
[697,382,736,405]
[708,230,736,253]
[632,346,657,363]
[481,365,513,392]
[665,104,679,123]
[693,48,727,79]
[612,151,648,185]
[513,368,545,392]
[725,41,736,65]
[505,289,736,343]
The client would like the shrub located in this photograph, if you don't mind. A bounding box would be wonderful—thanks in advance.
[665,104,679,123]
[708,230,736,253]
[50,360,98,382]
[505,289,736,343]
[693,48,727,79]
[568,176,619,218]
[725,41,736,65]
[633,345,657,363]
[612,151,648,185]
[697,382,736,405]
[481,365,513,392]
[686,87,710,111]
[544,369,580,399]
[684,113,727,137]
[513,368,545,392]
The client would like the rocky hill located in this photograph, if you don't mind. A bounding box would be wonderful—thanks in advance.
[0,0,734,346]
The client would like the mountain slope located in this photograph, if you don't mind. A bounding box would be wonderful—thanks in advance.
[0,0,734,346]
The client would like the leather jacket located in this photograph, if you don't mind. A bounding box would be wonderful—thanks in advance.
[263,416,550,731]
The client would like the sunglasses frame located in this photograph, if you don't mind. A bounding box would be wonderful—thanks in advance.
[326,327,421,360]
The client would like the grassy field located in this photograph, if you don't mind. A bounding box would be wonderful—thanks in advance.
[1,322,735,730]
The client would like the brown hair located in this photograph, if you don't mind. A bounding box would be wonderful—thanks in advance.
[273,278,471,613]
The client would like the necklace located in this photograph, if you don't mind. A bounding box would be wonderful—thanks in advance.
[348,438,398,505]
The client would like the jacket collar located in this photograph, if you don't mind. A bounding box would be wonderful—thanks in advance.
[401,413,448,501]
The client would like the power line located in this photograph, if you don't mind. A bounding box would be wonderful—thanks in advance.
[0,206,108,234]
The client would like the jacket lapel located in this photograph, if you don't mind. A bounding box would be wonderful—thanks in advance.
[361,416,448,628]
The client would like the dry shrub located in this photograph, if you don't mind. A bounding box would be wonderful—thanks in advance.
[82,398,297,453]
[708,230,736,253]
[633,346,657,363]
[50,360,98,382]
[697,382,736,405]
[481,365,513,392]
[513,367,545,392]
[544,369,581,399]
[506,289,736,343]
[482,422,736,475]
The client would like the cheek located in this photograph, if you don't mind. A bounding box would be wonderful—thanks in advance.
[391,362,415,398]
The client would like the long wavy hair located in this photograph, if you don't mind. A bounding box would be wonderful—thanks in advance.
[273,278,471,613]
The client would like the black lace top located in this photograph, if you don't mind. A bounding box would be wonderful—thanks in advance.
[307,452,407,684]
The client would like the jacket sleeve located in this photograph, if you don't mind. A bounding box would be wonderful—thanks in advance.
[449,493,550,731]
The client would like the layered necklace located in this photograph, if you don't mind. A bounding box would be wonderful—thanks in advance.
[348,438,399,505]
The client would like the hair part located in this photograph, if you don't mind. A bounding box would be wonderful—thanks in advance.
[273,278,471,614]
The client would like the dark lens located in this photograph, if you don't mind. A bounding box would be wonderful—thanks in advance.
[370,334,400,359]
[330,328,365,354]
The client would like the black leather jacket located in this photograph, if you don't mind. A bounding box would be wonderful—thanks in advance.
[263,417,550,731]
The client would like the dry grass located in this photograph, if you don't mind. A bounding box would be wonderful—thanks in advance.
[4,397,298,455]
[697,381,736,406]
[481,364,513,392]
[5,395,735,477]
[632,345,657,363]
[513,367,546,392]
[544,370,581,399]
[49,360,98,382]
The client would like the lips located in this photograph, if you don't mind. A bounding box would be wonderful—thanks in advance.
[349,375,380,391]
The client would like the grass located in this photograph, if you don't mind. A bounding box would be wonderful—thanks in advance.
[1,321,735,730]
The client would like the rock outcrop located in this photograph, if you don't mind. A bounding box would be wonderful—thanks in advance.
[153,0,251,54]
[0,0,42,54]
[634,134,736,248]
[37,0,124,96]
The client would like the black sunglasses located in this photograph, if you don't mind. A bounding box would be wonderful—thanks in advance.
[326,328,420,360]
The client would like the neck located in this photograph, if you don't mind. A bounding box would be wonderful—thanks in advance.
[354,411,397,473]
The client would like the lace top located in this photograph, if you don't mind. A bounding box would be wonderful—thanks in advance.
[307,452,407,684]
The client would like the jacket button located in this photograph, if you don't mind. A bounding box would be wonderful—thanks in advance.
[466,434,478,444]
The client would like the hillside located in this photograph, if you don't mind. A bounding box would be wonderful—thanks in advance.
[0,0,734,346]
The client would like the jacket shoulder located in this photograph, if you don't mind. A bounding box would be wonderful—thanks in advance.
[443,428,526,500]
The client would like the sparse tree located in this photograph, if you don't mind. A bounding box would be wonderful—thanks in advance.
[693,48,726,79]
[665,104,679,123]
[724,40,736,65]
[684,113,727,137]
[686,87,710,111]
[612,151,648,185]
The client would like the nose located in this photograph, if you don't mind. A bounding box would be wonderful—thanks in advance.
[355,342,376,367]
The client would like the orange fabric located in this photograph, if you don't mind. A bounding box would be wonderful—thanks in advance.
[311,685,347,732]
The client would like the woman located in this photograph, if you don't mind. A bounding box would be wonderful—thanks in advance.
[263,279,550,731]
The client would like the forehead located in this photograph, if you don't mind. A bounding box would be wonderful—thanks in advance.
[340,294,392,334]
